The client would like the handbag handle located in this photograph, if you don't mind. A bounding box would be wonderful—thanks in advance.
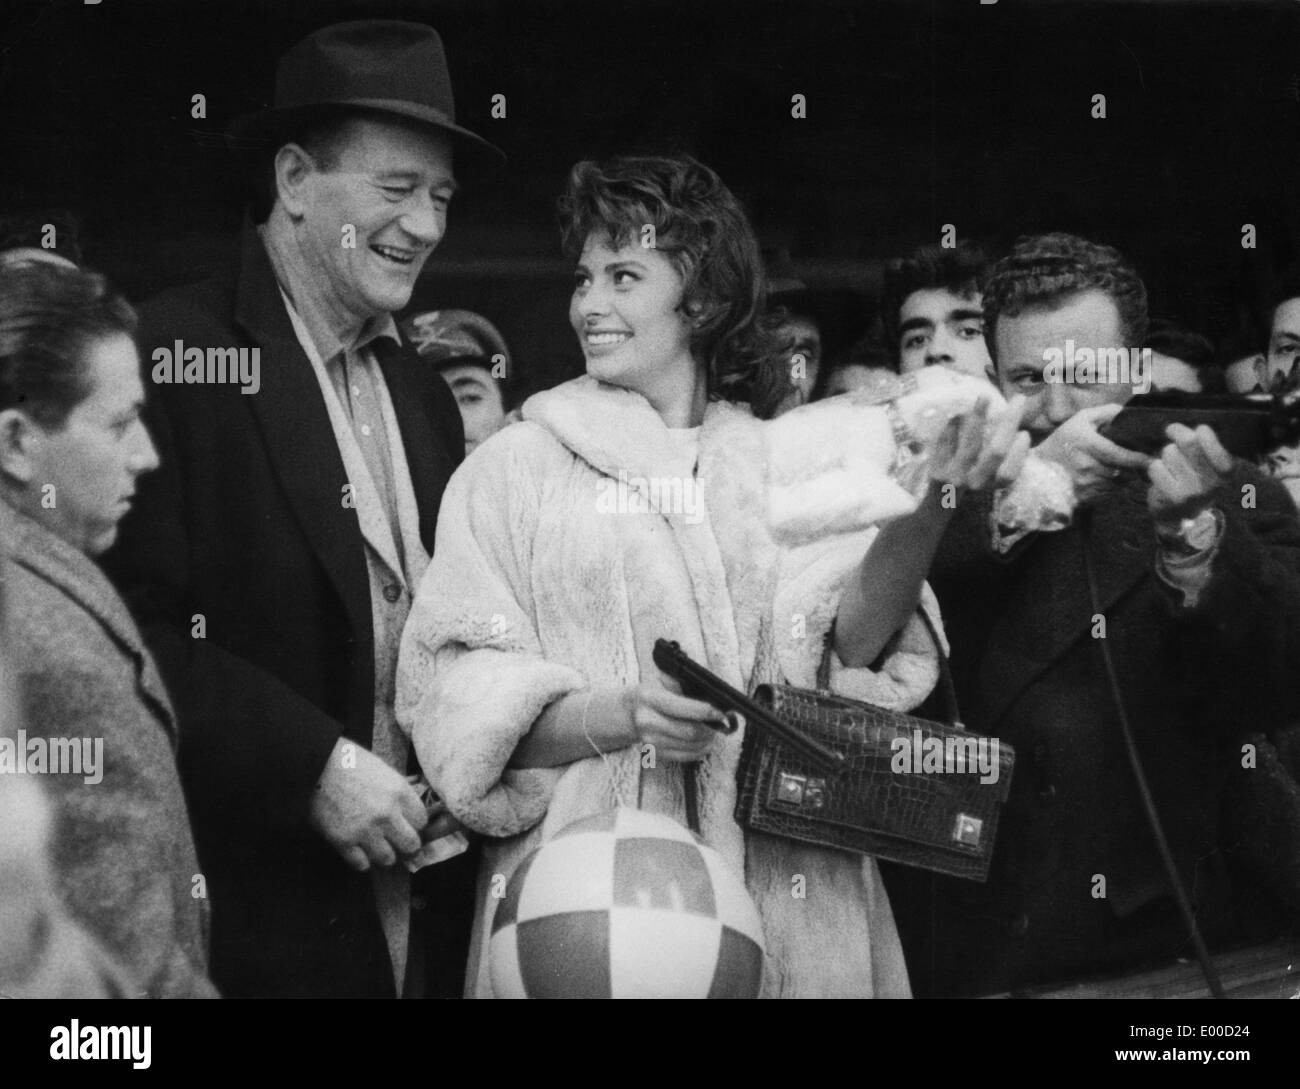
[817,607,964,729]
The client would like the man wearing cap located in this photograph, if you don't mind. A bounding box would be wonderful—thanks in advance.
[105,21,502,998]
[405,308,516,455]
[758,248,870,417]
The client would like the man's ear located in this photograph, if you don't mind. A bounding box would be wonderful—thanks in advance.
[0,408,40,485]
[272,143,318,220]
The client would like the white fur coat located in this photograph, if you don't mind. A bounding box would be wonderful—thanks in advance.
[397,369,1007,998]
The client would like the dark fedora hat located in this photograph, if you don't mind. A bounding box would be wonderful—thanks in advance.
[227,20,504,162]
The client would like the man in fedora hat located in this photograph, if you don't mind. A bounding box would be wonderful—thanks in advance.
[105,20,503,998]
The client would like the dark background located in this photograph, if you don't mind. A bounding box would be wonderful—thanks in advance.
[2,0,1299,393]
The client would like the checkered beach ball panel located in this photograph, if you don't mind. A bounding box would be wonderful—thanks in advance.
[489,808,764,998]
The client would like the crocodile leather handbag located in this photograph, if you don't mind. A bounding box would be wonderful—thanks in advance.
[654,611,1016,882]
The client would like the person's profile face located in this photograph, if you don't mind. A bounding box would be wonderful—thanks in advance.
[774,314,822,404]
[294,117,456,324]
[897,288,991,379]
[439,363,507,455]
[20,333,159,557]
[569,233,697,405]
[1266,298,1300,388]
[995,290,1129,443]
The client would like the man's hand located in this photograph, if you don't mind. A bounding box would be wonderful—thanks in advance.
[1033,403,1153,505]
[1147,423,1234,529]
[407,781,464,844]
[928,392,1031,496]
[308,739,428,873]
[419,804,464,844]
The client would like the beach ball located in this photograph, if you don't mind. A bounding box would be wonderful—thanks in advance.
[489,808,764,998]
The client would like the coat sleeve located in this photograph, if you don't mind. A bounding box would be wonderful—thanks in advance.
[0,775,141,999]
[769,530,942,713]
[763,368,1074,548]
[823,582,945,712]
[17,668,218,999]
[397,429,584,838]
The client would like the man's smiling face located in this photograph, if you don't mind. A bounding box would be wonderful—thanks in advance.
[293,116,456,324]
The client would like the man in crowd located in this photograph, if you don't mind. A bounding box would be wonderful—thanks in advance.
[885,232,1300,997]
[105,20,501,998]
[1144,318,1222,394]
[881,240,995,380]
[1253,274,1300,507]
[404,307,516,455]
[814,329,898,400]
[760,248,869,415]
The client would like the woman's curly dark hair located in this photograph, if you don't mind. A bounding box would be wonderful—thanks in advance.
[558,154,780,400]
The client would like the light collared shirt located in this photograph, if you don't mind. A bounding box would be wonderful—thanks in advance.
[259,224,407,563]
[257,221,436,996]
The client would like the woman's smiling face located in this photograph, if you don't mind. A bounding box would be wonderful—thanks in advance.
[569,233,698,403]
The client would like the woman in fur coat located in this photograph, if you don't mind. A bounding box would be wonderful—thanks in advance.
[397,155,1046,998]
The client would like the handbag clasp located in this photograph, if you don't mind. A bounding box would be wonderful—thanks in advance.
[776,772,827,810]
[952,812,983,847]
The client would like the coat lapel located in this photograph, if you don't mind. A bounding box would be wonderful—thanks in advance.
[231,226,372,647]
[375,341,453,556]
[981,477,1153,729]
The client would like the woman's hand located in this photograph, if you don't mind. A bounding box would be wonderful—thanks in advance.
[927,392,1030,496]
[835,393,1030,669]
[621,683,726,763]
[510,684,724,769]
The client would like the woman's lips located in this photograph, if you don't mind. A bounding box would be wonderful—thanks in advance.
[583,331,631,355]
